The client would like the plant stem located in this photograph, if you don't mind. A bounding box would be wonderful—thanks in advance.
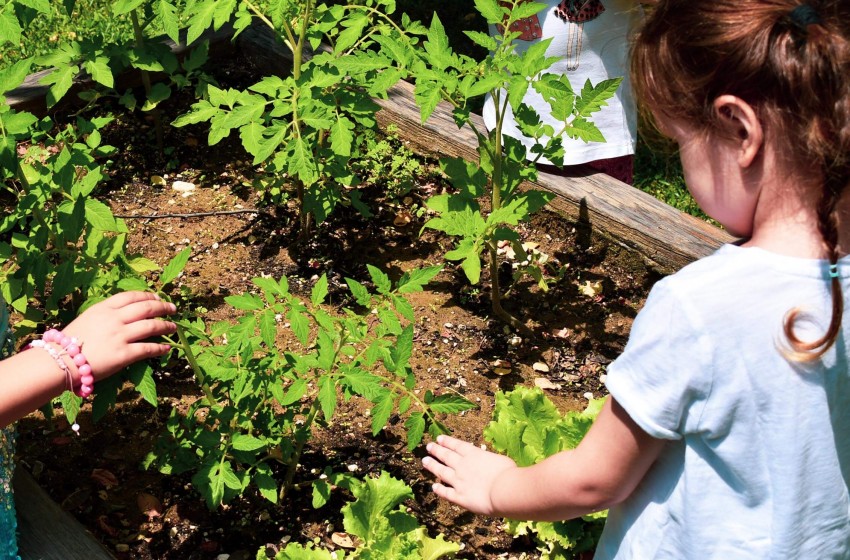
[488,240,532,337]
[131,10,164,152]
[174,324,217,405]
[279,397,321,501]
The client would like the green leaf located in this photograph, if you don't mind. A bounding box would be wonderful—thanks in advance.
[288,310,310,346]
[318,376,337,422]
[404,412,426,451]
[370,394,394,436]
[84,199,118,231]
[367,265,392,295]
[259,309,276,348]
[397,265,442,294]
[142,82,171,111]
[42,64,77,108]
[313,478,331,508]
[156,0,180,44]
[254,466,278,504]
[83,56,113,89]
[330,116,355,157]
[280,378,307,406]
[232,434,266,452]
[0,59,33,96]
[126,256,160,274]
[345,278,371,307]
[461,252,482,284]
[185,0,216,44]
[390,324,414,373]
[575,77,622,118]
[127,362,157,407]
[161,247,191,286]
[342,471,414,542]
[475,0,505,24]
[311,274,329,306]
[225,293,264,311]
[0,11,22,48]
[113,0,145,15]
[413,79,442,124]
[428,393,476,414]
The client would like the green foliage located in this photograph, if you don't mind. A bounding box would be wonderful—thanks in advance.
[259,471,460,559]
[410,0,619,330]
[350,124,425,201]
[145,264,475,509]
[484,387,606,559]
[173,0,423,234]
[0,0,212,116]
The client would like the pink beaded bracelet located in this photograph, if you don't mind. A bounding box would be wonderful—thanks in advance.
[28,329,94,398]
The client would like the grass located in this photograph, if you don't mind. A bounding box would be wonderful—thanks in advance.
[0,0,135,68]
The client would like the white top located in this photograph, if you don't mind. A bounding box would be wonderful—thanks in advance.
[482,0,642,165]
[598,244,850,559]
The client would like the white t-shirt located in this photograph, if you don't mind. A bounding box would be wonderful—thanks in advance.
[482,0,642,165]
[598,244,850,559]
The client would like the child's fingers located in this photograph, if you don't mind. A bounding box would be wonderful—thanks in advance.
[431,482,459,503]
[422,456,454,485]
[116,299,178,323]
[121,320,178,343]
[101,291,163,309]
[125,342,173,362]
[426,441,461,468]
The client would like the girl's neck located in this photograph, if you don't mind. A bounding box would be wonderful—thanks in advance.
[744,171,849,259]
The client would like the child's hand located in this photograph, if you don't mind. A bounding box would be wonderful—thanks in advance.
[61,291,177,381]
[422,434,518,516]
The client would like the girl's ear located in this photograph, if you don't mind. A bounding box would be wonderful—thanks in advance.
[713,95,763,168]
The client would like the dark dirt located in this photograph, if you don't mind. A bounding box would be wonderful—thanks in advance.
[13,34,664,560]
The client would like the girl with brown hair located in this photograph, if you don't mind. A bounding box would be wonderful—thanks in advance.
[423,1,850,556]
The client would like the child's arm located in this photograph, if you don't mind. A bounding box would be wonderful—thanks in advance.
[422,397,664,521]
[0,291,177,428]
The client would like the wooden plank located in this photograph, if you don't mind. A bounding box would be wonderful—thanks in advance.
[373,79,734,273]
[14,468,116,560]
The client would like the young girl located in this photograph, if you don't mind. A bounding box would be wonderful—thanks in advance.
[0,291,177,558]
[423,0,850,557]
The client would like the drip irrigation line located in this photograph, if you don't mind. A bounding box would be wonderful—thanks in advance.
[113,209,272,219]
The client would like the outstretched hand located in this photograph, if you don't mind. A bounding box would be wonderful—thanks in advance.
[422,434,518,516]
[61,291,177,381]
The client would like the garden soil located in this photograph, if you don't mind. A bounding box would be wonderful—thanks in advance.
[13,49,664,560]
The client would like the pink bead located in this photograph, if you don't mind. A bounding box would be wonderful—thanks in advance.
[44,330,60,343]
[73,353,87,367]
[78,364,92,376]
[59,335,71,347]
[80,375,94,386]
[79,385,93,397]
[66,344,80,357]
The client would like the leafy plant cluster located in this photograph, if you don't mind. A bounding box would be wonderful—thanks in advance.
[485,387,607,559]
[145,262,476,509]
[258,471,460,559]
[0,0,618,554]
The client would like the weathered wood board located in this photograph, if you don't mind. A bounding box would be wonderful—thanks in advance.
[14,468,116,560]
[371,79,734,273]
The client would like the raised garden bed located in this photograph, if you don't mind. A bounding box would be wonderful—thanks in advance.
[7,19,730,560]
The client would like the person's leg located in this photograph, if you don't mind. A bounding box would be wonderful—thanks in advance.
[537,155,635,185]
[584,154,634,185]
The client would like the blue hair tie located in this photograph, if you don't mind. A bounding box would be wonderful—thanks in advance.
[829,263,839,279]
[790,4,822,31]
